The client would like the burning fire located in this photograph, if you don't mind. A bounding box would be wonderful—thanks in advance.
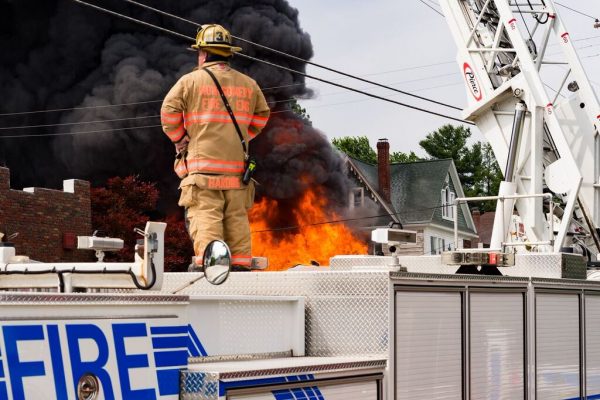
[249,188,367,270]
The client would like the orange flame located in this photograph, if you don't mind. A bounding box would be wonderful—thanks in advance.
[249,188,367,270]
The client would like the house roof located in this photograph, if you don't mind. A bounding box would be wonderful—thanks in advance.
[347,156,476,234]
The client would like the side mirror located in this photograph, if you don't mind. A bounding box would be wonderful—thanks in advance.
[202,240,231,285]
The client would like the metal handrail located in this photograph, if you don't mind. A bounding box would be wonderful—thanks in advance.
[453,193,554,251]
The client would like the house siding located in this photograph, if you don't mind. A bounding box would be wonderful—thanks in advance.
[432,174,471,232]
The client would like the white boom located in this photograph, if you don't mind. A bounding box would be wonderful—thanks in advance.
[439,0,600,256]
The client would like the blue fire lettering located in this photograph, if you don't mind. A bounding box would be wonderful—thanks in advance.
[66,324,114,400]
[113,323,156,399]
[47,325,68,399]
[3,325,46,400]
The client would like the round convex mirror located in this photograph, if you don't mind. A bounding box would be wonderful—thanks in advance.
[202,240,231,285]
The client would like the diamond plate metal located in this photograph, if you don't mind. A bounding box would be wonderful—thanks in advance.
[0,292,188,305]
[504,253,587,279]
[162,271,389,356]
[180,371,220,400]
[330,255,396,270]
[187,297,304,356]
[214,359,388,380]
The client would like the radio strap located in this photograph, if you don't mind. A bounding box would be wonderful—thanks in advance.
[203,67,248,160]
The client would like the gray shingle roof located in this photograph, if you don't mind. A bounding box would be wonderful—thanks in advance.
[347,156,475,234]
[390,159,453,225]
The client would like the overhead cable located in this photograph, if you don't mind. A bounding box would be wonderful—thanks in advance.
[0,124,162,139]
[0,66,455,117]
[0,114,160,131]
[71,0,474,126]
[0,99,163,117]
[554,2,597,20]
[120,0,462,111]
[251,202,469,234]
[417,0,445,17]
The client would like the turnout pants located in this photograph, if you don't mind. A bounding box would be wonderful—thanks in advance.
[179,175,254,267]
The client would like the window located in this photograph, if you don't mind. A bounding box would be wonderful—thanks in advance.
[350,187,365,209]
[441,186,456,221]
[430,236,446,255]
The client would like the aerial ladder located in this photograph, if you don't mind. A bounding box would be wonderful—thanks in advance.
[439,0,600,260]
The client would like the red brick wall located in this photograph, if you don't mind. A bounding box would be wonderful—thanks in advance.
[0,167,93,262]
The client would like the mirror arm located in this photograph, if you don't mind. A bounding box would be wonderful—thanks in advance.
[171,274,206,295]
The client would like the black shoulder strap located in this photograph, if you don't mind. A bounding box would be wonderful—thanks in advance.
[203,67,248,158]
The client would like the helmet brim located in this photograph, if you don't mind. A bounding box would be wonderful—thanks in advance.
[190,43,242,53]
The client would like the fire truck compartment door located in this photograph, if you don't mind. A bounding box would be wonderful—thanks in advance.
[394,290,462,399]
[536,292,580,399]
[470,292,525,399]
[586,294,600,397]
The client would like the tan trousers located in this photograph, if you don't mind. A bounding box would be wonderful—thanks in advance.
[183,183,253,267]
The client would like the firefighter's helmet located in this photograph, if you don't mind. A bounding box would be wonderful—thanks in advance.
[191,24,242,57]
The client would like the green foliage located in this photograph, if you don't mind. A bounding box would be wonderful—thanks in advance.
[332,125,503,211]
[332,136,377,164]
[420,125,503,211]
[290,99,311,123]
[332,136,422,165]
[390,151,420,163]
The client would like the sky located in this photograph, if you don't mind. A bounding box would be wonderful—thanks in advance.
[289,0,600,157]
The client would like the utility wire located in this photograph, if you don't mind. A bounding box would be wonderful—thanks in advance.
[251,201,471,234]
[418,0,444,17]
[0,99,163,117]
[70,0,474,126]
[554,2,597,20]
[0,114,160,131]
[121,0,461,111]
[0,78,468,132]
[0,64,458,118]
[0,124,162,139]
[240,52,474,125]
[0,76,460,130]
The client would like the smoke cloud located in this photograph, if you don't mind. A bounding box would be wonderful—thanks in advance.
[0,0,350,216]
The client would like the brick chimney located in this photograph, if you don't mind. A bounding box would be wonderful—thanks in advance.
[377,138,391,202]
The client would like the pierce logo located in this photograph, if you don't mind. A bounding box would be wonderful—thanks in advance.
[463,63,483,102]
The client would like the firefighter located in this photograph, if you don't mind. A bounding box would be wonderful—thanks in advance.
[161,24,270,271]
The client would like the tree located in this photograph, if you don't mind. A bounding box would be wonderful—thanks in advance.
[420,125,503,211]
[90,176,192,271]
[391,151,420,163]
[332,136,420,164]
[419,124,475,188]
[471,142,503,210]
[332,136,377,164]
[290,99,311,123]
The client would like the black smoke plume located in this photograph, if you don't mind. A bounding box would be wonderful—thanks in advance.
[0,0,349,217]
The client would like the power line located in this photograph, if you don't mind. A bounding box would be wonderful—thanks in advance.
[121,0,461,111]
[241,52,474,125]
[298,81,463,112]
[0,64,455,117]
[0,78,465,130]
[0,114,160,131]
[0,124,162,139]
[0,99,163,117]
[251,202,470,234]
[554,2,597,20]
[418,0,444,17]
[70,0,474,126]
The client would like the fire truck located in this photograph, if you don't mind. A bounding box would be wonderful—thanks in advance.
[1,0,600,398]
